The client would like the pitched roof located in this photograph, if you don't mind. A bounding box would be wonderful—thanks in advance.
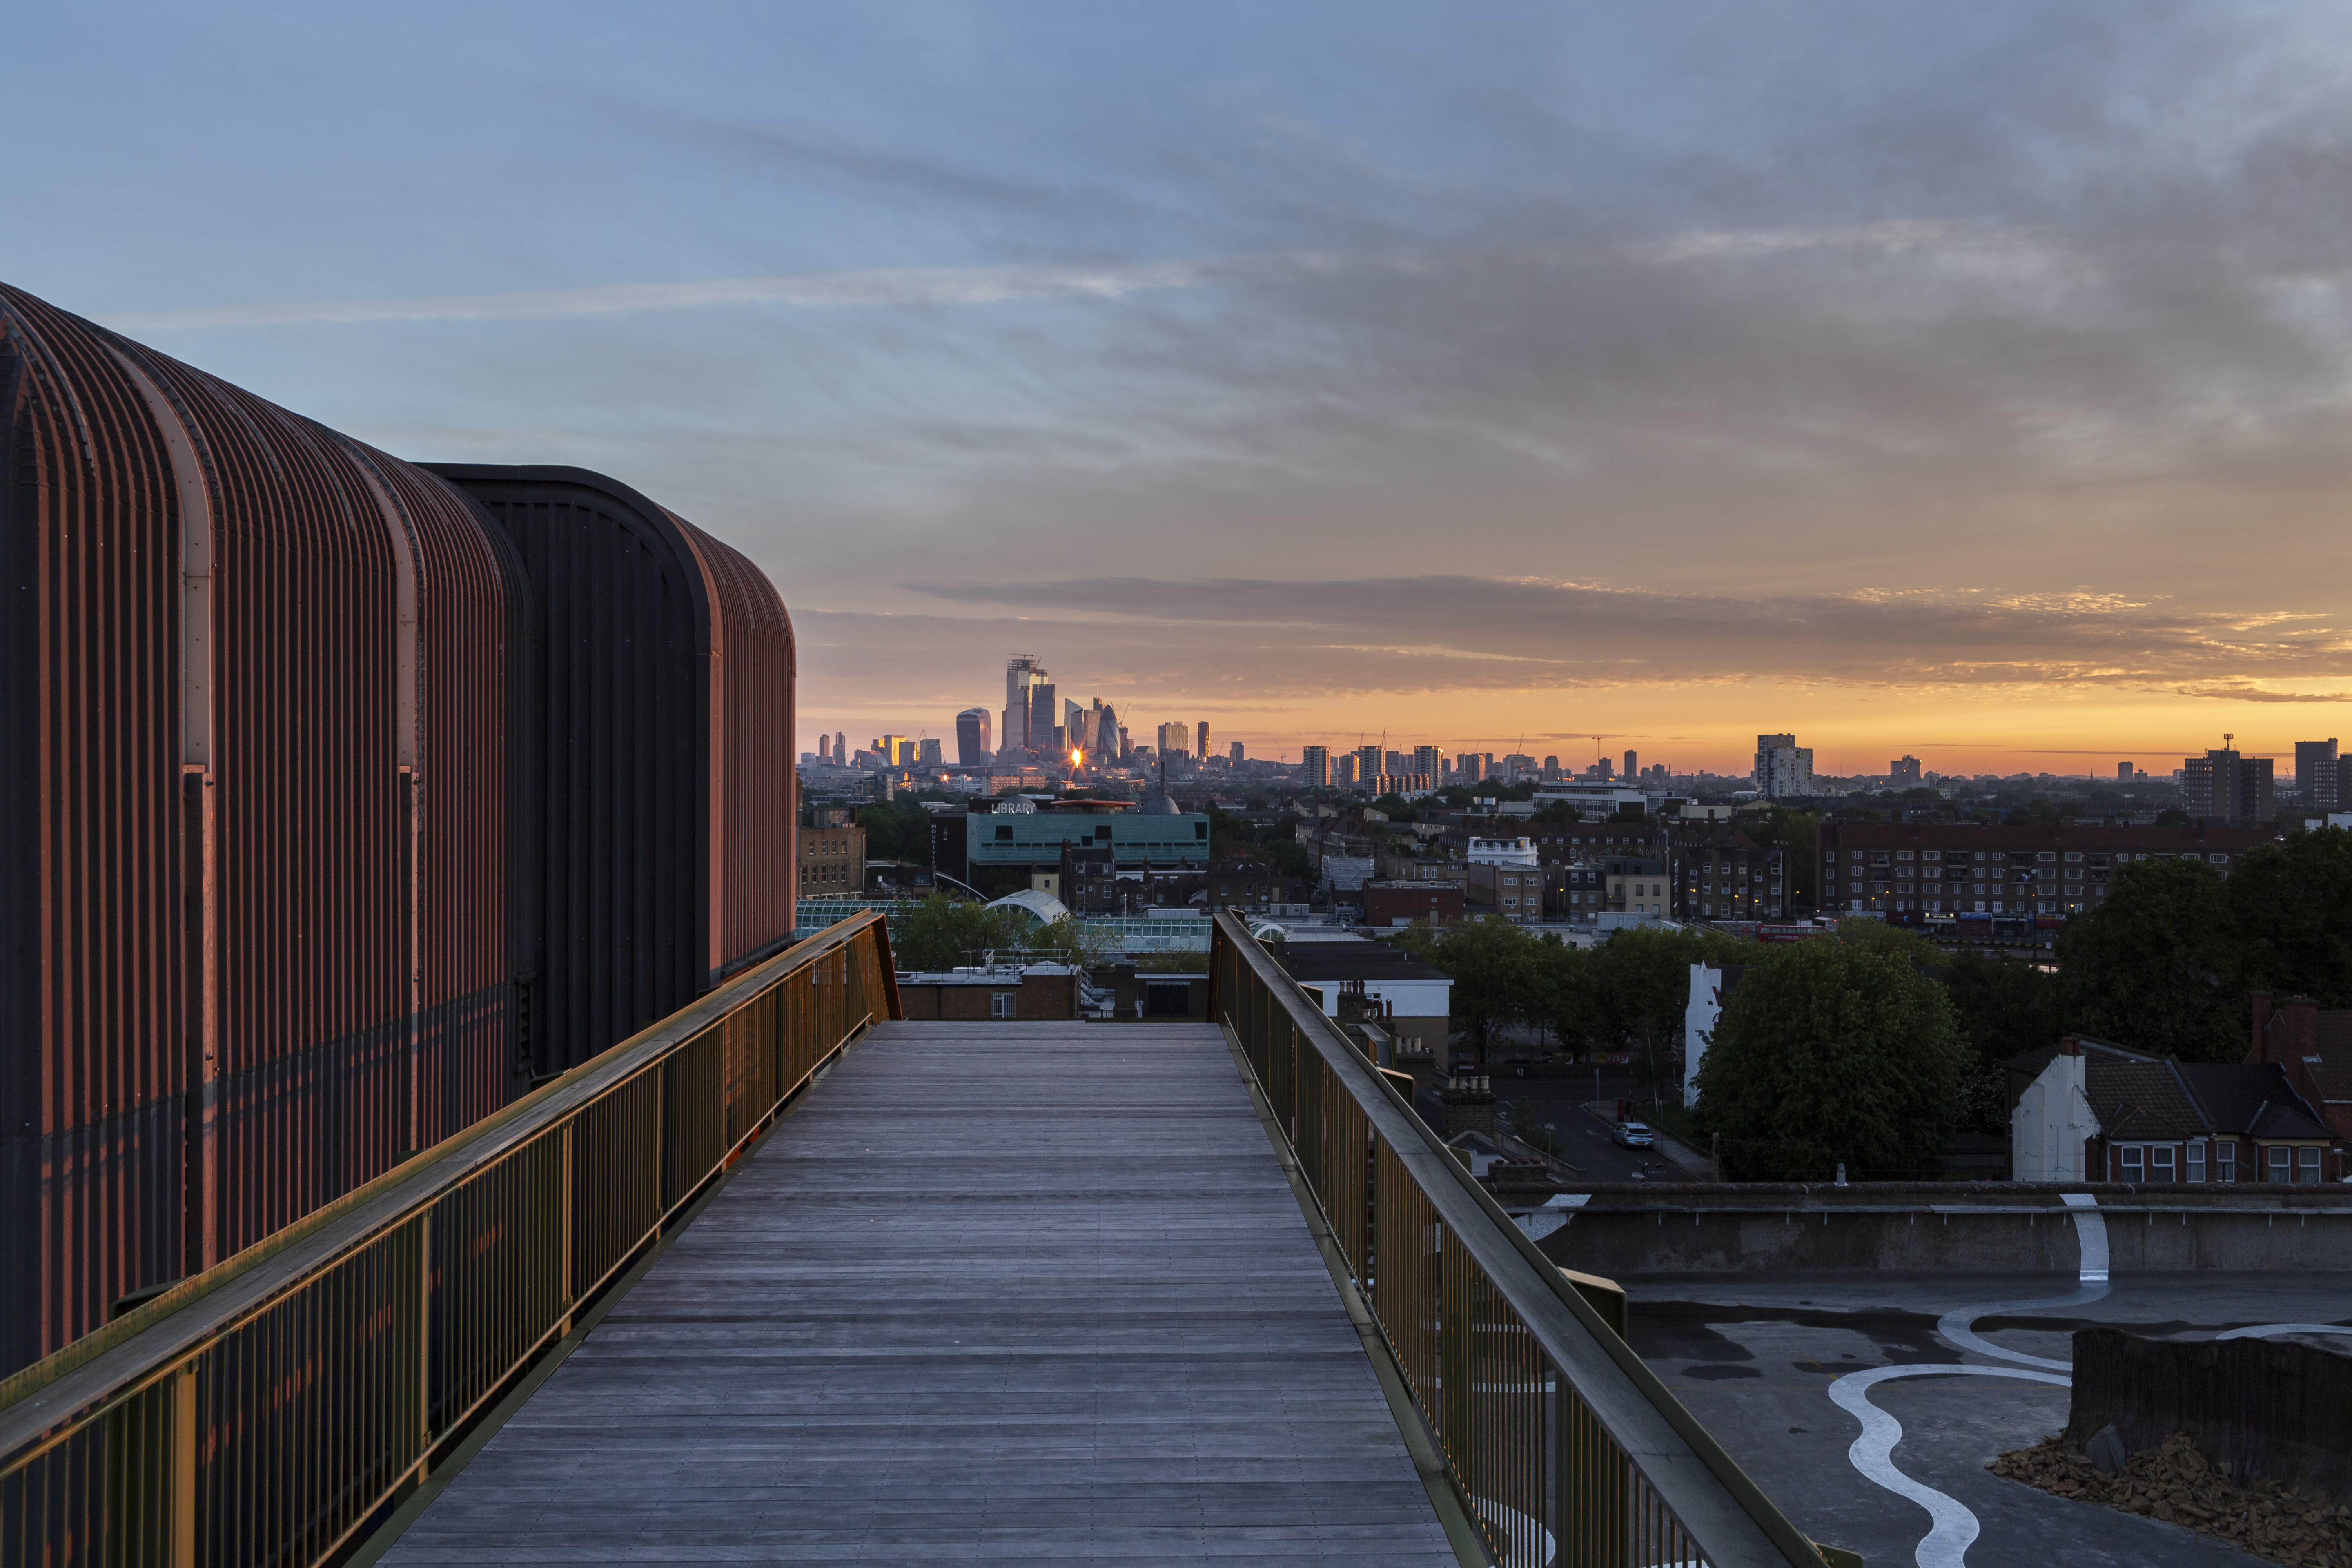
[2008,1038,2336,1144]
[2178,1061,2333,1140]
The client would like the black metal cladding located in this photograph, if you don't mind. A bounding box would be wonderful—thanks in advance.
[426,467,797,1080]
[0,284,794,1379]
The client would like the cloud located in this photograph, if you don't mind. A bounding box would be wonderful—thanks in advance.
[875,574,2352,702]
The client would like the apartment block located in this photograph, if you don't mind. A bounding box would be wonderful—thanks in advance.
[1818,820,2284,918]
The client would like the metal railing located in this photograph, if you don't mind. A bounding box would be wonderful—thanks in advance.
[1210,912,1839,1568]
[0,912,900,1568]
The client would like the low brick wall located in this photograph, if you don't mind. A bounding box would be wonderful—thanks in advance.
[2066,1328,2352,1503]
[1534,1183,2352,1277]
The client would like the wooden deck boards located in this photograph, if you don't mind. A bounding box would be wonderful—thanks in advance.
[381,1021,1454,1566]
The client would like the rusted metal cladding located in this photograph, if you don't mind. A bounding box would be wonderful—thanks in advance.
[0,288,190,1376]
[0,283,516,1375]
[428,467,795,1076]
[672,512,797,980]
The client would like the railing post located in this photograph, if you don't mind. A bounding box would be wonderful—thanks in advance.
[559,1123,576,1336]
[416,1208,434,1477]
[1557,1381,1628,1568]
[168,1363,196,1568]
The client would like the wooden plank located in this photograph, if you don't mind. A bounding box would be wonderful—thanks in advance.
[381,1021,1455,1565]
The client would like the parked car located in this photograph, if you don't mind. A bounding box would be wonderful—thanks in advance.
[1613,1120,1653,1149]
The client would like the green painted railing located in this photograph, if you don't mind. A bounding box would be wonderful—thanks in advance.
[0,913,899,1568]
[1210,911,1854,1568]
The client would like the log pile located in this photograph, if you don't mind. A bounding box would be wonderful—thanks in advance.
[1993,1431,2352,1567]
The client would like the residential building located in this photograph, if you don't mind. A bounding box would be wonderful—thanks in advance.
[2007,1035,2340,1183]
[1466,836,1539,866]
[1604,856,1669,916]
[800,822,865,893]
[1889,755,1922,785]
[1414,745,1443,780]
[1623,749,1637,779]
[1003,655,1046,753]
[2248,993,2352,1141]
[1363,881,1466,929]
[1229,740,1245,767]
[1206,857,1307,912]
[1672,823,1786,921]
[1303,745,1330,787]
[1466,862,1545,922]
[1455,753,1486,783]
[956,707,992,765]
[2297,739,2341,811]
[1197,721,1211,761]
[1369,772,1434,797]
[1817,820,2285,918]
[2181,737,2274,824]
[1335,754,1359,787]
[1754,733,1813,798]
[1354,745,1383,786]
[1550,863,1606,922]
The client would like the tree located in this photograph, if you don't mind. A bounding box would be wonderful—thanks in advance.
[891,894,1027,971]
[2226,826,2352,1007]
[1938,950,2058,1135]
[2055,858,2240,1060]
[1370,792,1419,821]
[1740,807,1818,909]
[1835,918,1942,967]
[1409,917,1545,1060]
[1694,941,1969,1179]
[1531,800,1580,823]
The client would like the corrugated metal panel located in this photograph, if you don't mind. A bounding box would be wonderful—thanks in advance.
[427,467,795,1071]
[671,513,796,977]
[426,467,702,1079]
[0,283,518,1375]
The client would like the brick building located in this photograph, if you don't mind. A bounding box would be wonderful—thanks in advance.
[1205,857,1307,912]
[1466,862,1547,922]
[1363,880,1466,928]
[894,964,1083,1021]
[1669,823,1786,922]
[798,820,866,896]
[1817,820,2284,919]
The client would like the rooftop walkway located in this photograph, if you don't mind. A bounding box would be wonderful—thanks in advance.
[379,1021,1455,1566]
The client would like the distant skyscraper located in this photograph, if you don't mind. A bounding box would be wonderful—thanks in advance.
[1336,753,1358,787]
[1004,656,1045,753]
[1095,704,1120,759]
[1624,749,1638,780]
[2296,739,2341,810]
[834,731,846,766]
[1197,721,1211,761]
[956,708,991,766]
[1303,745,1330,787]
[2118,761,2133,781]
[1229,740,1244,767]
[1889,755,1922,785]
[1754,734,1813,798]
[1029,684,1058,755]
[1156,721,1190,757]
[1354,745,1381,787]
[1414,745,1441,780]
[918,737,943,766]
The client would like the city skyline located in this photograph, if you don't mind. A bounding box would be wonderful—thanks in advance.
[11,6,2351,777]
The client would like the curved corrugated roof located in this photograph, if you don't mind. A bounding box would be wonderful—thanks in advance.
[987,888,1072,926]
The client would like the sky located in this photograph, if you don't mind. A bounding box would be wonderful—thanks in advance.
[9,2,2352,777]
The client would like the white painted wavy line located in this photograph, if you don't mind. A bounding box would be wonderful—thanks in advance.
[1829,1364,2071,1568]
[2215,1323,2352,1340]
[1934,1281,2110,1371]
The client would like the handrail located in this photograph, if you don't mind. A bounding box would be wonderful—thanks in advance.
[0,911,900,1567]
[1211,911,1838,1568]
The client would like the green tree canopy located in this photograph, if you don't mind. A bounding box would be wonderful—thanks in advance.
[1694,941,1969,1180]
[1398,916,1545,1058]
[2054,857,2239,1060]
[891,895,1029,971]
[2226,826,2352,1006]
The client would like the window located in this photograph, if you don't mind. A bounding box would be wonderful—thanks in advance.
[994,825,1013,841]
[1852,850,1864,860]
[2268,1146,2292,1183]
[1992,851,2006,862]
[2216,1142,2236,1182]
[2067,867,2083,880]
[1923,850,1941,862]
[1974,851,1987,862]
[1896,849,1914,861]
[2299,1147,2322,1183]
[2119,1146,2143,1181]
[2149,1146,2176,1182]
[2038,851,2055,862]
[2212,854,2230,865]
[2186,1142,2206,1182]
[989,992,1016,1019]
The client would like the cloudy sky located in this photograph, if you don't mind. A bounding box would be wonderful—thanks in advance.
[12,2,2352,775]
